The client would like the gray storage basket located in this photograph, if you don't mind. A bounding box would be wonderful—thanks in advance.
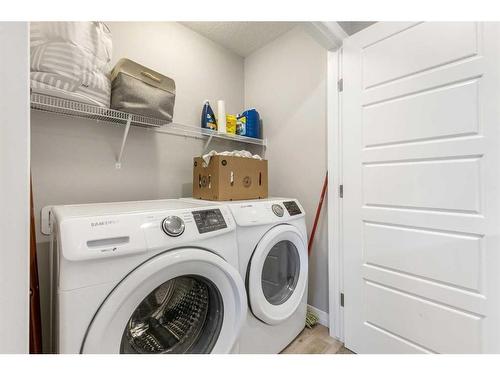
[110,58,175,123]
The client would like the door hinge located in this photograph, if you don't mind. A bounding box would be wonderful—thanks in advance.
[337,78,343,92]
[340,293,344,307]
[339,184,343,198]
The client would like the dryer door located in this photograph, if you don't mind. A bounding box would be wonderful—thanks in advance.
[248,225,308,325]
[81,248,246,354]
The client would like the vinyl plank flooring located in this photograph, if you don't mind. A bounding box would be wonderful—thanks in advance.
[280,324,353,354]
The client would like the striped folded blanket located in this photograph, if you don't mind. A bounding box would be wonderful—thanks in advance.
[30,22,112,107]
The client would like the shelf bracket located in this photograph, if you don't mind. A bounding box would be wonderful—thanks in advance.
[202,133,214,154]
[115,115,132,169]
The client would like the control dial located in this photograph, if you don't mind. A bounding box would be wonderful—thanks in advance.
[272,204,284,217]
[162,216,185,237]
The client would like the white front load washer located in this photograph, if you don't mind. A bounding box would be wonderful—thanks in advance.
[49,199,246,354]
[183,198,308,353]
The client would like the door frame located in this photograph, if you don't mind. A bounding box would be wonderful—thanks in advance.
[326,47,344,341]
[307,21,348,341]
[0,22,30,354]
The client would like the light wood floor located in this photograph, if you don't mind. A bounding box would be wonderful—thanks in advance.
[280,324,354,354]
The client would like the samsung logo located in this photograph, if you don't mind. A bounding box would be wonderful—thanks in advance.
[91,220,118,227]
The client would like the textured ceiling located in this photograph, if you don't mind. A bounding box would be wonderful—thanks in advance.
[181,22,299,57]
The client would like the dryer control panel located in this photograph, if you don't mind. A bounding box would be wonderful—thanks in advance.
[227,199,305,227]
[193,209,227,234]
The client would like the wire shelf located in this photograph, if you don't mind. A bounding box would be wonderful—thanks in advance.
[30,92,267,147]
[162,123,267,146]
[30,92,267,168]
[30,92,165,128]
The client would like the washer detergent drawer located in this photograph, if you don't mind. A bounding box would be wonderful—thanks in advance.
[58,215,148,261]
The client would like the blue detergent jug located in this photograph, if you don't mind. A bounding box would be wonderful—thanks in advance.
[237,108,260,138]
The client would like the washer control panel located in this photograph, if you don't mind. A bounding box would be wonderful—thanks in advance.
[283,200,302,216]
[192,209,227,234]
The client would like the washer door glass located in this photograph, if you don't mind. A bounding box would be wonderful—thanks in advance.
[120,275,223,354]
[261,240,300,305]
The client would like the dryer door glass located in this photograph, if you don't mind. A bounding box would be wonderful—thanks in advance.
[120,275,223,354]
[261,240,300,305]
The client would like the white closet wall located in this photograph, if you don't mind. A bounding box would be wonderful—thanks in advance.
[244,25,329,314]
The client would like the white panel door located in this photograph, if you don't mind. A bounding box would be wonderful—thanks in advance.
[342,22,500,353]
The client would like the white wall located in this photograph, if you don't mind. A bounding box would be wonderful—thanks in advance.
[244,26,329,312]
[31,22,251,352]
[0,22,30,353]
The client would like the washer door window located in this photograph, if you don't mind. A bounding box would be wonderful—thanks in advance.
[81,248,247,354]
[120,275,223,354]
[261,240,300,306]
[248,225,308,325]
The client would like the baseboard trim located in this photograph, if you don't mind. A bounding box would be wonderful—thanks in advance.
[307,305,329,327]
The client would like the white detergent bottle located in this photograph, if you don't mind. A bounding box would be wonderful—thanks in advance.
[217,100,226,133]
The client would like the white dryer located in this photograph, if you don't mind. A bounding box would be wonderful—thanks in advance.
[49,199,247,354]
[183,198,308,353]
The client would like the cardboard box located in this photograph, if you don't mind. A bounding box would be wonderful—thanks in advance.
[192,155,268,201]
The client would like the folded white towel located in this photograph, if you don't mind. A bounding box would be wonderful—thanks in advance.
[202,150,262,166]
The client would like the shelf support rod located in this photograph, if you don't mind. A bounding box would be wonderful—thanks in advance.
[116,115,132,169]
[202,133,214,154]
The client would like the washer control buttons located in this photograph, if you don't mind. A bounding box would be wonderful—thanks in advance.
[162,216,185,237]
[272,204,284,217]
